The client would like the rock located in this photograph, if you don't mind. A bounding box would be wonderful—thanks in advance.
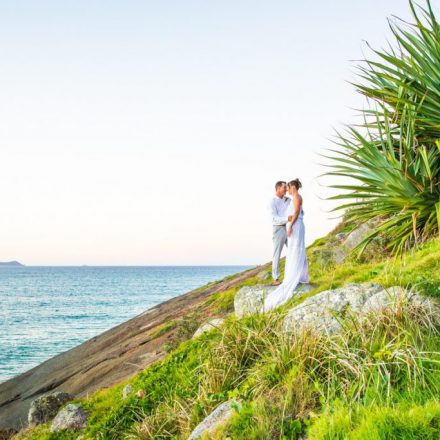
[331,247,347,264]
[193,318,225,338]
[0,428,17,440]
[28,391,73,427]
[122,384,133,398]
[283,283,383,335]
[188,400,239,440]
[234,284,314,318]
[311,246,344,266]
[256,270,271,281]
[344,221,376,251]
[335,232,347,240]
[234,285,275,318]
[136,389,146,399]
[362,286,435,314]
[50,404,88,432]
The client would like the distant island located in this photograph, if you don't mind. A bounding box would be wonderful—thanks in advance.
[0,261,24,267]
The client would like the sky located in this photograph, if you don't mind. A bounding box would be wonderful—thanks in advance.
[0,0,421,265]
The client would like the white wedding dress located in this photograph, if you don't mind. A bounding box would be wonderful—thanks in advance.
[264,201,309,311]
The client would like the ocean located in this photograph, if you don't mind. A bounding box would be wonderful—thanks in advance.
[0,265,249,383]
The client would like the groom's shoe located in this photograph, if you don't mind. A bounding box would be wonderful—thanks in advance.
[272,279,281,286]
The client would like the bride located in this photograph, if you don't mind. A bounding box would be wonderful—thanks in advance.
[264,178,309,311]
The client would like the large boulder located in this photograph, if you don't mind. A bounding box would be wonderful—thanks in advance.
[234,283,314,318]
[28,391,73,427]
[362,286,435,314]
[234,285,273,318]
[50,404,88,432]
[193,318,225,338]
[283,283,383,335]
[188,400,238,440]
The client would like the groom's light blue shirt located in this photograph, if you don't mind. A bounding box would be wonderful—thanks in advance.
[270,196,290,226]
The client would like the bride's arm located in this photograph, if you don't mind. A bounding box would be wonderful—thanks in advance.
[287,196,301,224]
[286,196,299,237]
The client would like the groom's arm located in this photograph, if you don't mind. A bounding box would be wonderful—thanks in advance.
[270,199,288,225]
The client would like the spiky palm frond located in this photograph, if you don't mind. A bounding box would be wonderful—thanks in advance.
[326,112,440,254]
[355,1,440,143]
[326,0,440,255]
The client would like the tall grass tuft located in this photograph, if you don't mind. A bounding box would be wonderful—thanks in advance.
[204,293,440,438]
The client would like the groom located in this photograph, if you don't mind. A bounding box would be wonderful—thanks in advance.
[270,181,290,285]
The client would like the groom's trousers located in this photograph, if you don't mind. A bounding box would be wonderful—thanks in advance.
[272,224,287,280]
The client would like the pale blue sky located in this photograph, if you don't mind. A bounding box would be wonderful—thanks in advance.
[0,1,424,265]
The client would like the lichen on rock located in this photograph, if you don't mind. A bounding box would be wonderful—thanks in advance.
[283,283,383,335]
[362,286,437,315]
[28,391,73,427]
[122,384,134,399]
[234,283,314,318]
[50,404,88,432]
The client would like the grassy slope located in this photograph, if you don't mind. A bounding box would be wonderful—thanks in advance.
[14,233,440,440]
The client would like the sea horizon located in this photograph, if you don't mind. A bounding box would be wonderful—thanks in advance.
[1,264,256,267]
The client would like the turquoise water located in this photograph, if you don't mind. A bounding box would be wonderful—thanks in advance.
[0,265,249,383]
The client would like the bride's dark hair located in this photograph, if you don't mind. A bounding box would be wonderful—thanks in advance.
[288,178,302,190]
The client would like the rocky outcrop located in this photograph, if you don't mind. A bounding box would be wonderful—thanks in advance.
[193,318,225,338]
[28,392,73,427]
[283,283,383,335]
[0,261,24,267]
[234,283,314,318]
[234,285,274,318]
[328,220,378,264]
[344,221,376,251]
[50,404,88,432]
[188,400,238,440]
[282,283,438,336]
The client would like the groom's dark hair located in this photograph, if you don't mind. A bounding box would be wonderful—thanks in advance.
[275,181,286,190]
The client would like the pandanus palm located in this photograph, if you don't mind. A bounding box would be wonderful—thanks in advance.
[327,0,440,255]
[356,0,440,142]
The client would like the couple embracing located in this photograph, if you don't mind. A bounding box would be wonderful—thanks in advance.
[264,179,309,311]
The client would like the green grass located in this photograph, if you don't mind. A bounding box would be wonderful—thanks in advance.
[308,237,440,299]
[308,399,440,440]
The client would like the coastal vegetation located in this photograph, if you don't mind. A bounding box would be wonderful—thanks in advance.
[13,233,440,439]
[11,1,440,439]
[326,0,440,255]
